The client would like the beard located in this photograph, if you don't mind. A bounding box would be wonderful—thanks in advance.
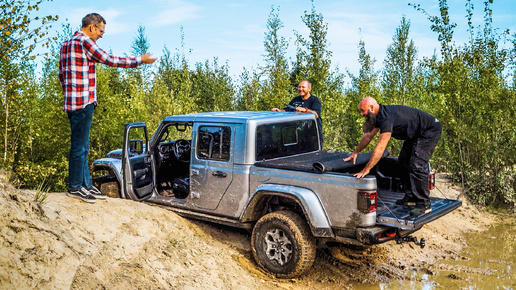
[362,112,377,133]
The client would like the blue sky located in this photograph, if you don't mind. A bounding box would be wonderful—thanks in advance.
[37,0,515,79]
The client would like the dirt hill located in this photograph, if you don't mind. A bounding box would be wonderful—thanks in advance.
[0,171,495,289]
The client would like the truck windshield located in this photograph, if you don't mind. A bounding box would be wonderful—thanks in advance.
[256,120,319,160]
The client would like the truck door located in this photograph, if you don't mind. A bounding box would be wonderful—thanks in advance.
[190,124,234,210]
[122,122,154,201]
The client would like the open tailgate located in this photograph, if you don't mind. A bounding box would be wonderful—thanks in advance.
[375,190,462,230]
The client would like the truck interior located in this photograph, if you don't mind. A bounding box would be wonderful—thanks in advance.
[153,123,193,199]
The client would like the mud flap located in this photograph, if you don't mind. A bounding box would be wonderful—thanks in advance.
[376,195,462,230]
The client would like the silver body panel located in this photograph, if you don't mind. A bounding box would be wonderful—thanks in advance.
[248,167,377,229]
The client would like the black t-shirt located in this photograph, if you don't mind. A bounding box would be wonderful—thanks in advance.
[375,104,436,140]
[286,94,323,143]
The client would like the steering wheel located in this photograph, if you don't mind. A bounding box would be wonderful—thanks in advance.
[174,139,191,163]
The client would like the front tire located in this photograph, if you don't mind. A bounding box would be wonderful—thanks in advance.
[251,211,316,278]
[100,181,120,198]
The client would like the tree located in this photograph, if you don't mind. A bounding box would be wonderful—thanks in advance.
[235,68,261,111]
[0,0,58,166]
[191,58,234,112]
[293,1,332,92]
[414,0,516,209]
[258,5,292,111]
[10,23,71,190]
[127,24,152,86]
[347,39,380,98]
[0,0,58,61]
[343,39,381,151]
[292,1,347,150]
[382,16,418,105]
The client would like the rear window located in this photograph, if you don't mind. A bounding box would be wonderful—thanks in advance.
[256,120,319,160]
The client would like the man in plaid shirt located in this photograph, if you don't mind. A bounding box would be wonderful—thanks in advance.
[59,13,156,203]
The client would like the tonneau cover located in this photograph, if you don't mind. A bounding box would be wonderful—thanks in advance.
[255,150,389,174]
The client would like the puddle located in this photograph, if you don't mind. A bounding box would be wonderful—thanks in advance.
[378,222,516,289]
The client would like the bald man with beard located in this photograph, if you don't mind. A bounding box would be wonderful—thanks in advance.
[344,97,442,216]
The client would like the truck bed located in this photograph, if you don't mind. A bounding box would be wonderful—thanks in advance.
[255,150,462,231]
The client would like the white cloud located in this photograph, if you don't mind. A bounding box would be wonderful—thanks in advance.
[97,9,129,35]
[150,2,200,27]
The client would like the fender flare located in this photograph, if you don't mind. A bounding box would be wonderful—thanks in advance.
[242,184,334,238]
[91,158,125,198]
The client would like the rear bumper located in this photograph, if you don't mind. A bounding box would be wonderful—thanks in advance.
[356,226,421,245]
[331,225,422,246]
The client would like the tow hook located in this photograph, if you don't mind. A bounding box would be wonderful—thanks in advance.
[396,235,426,248]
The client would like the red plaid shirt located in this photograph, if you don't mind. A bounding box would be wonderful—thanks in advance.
[59,31,142,112]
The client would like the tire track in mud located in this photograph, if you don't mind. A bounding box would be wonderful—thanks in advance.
[320,245,405,283]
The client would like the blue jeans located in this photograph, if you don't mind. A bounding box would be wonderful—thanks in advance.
[67,104,94,190]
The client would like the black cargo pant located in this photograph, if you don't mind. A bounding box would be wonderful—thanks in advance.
[398,120,442,206]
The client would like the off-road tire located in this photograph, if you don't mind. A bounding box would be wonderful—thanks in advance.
[251,210,316,278]
[100,181,120,198]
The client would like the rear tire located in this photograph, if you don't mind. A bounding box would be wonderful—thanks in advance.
[251,210,316,278]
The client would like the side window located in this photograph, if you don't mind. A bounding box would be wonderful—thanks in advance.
[197,126,231,161]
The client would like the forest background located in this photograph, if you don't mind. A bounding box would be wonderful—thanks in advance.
[1,0,515,210]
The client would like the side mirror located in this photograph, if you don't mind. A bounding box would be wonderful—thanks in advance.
[129,139,143,155]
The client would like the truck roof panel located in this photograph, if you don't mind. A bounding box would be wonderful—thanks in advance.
[161,111,314,124]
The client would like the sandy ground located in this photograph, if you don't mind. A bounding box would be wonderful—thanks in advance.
[0,171,497,289]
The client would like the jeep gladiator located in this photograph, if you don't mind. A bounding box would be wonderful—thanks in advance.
[92,111,461,278]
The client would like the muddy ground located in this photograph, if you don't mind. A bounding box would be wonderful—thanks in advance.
[0,171,500,289]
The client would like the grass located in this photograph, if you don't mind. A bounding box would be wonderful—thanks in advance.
[35,181,50,204]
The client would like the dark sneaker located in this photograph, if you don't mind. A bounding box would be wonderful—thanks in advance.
[410,204,432,216]
[88,186,107,200]
[395,195,418,207]
[67,187,96,203]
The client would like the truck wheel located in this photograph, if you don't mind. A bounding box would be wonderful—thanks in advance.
[100,181,120,198]
[251,210,316,278]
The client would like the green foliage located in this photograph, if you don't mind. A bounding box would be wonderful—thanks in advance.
[35,180,50,204]
[1,0,514,212]
[191,58,234,112]
[258,5,292,111]
[382,16,418,106]
[0,0,58,61]
[292,2,347,150]
[343,39,381,152]
[131,25,150,56]
[411,0,516,209]
[234,68,261,111]
[127,24,153,86]
[294,1,332,90]
[0,0,59,186]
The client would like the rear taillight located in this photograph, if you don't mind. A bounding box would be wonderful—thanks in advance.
[429,172,436,190]
[358,191,377,213]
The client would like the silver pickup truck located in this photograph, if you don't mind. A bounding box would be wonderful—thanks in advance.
[92,111,461,278]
